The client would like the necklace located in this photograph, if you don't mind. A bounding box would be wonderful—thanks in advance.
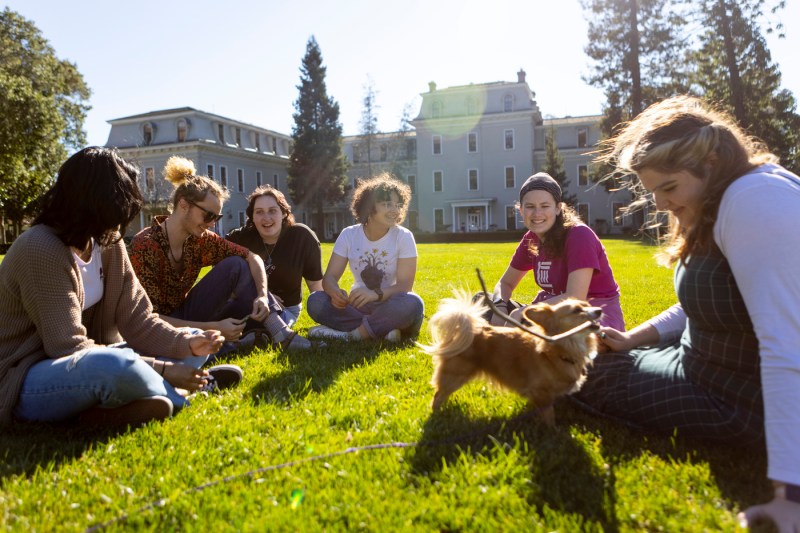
[162,222,184,266]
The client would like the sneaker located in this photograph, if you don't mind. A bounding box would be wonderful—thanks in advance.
[237,329,270,351]
[384,329,402,343]
[79,396,173,427]
[201,364,243,392]
[307,325,353,341]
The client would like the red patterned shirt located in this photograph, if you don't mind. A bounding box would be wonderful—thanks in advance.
[130,215,250,315]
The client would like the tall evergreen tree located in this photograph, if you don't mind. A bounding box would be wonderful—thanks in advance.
[581,0,690,138]
[0,8,90,240]
[540,127,578,207]
[691,0,800,171]
[287,36,348,234]
[358,77,380,179]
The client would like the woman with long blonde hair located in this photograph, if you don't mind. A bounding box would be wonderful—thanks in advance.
[571,96,800,529]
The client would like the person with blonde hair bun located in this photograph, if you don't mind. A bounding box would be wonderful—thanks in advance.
[130,156,311,351]
[569,96,800,529]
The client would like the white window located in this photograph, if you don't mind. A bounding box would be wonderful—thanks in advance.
[504,129,515,150]
[433,171,443,192]
[505,205,517,230]
[434,208,444,231]
[432,101,442,118]
[432,135,442,155]
[237,169,244,192]
[578,164,588,186]
[254,133,261,151]
[613,202,625,226]
[468,169,478,191]
[238,211,246,227]
[144,167,155,192]
[142,123,154,146]
[256,171,263,187]
[578,128,588,148]
[407,175,416,194]
[207,164,214,180]
[177,119,187,142]
[577,203,590,224]
[217,124,225,144]
[503,94,513,112]
[273,173,279,187]
[235,127,242,147]
[220,166,228,189]
[272,137,278,153]
[467,133,477,153]
[505,166,515,189]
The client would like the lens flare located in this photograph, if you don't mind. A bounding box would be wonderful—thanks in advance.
[423,84,488,139]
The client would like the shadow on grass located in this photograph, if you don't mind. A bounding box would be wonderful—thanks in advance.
[248,340,390,405]
[557,399,773,512]
[407,402,618,530]
[0,422,140,481]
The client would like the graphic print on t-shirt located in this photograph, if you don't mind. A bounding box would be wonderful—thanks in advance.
[358,248,387,290]
[536,261,553,289]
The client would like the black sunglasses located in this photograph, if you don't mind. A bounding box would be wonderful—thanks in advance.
[187,200,224,223]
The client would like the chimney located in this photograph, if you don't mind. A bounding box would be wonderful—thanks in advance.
[517,69,526,83]
[428,81,437,92]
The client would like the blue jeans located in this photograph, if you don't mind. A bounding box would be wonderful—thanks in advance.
[13,346,189,423]
[281,304,302,327]
[306,290,424,339]
[169,256,282,326]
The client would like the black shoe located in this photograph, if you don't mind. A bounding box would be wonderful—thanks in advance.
[202,364,243,392]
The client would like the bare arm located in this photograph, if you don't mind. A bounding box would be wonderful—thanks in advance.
[305,278,323,293]
[157,314,246,341]
[322,252,350,308]
[535,267,594,305]
[245,251,270,321]
[494,265,527,301]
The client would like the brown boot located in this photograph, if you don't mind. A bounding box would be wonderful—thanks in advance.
[78,396,173,427]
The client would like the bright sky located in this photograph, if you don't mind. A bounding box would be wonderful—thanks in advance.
[6,0,800,148]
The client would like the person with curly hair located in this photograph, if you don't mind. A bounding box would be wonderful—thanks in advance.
[306,173,424,342]
[569,96,800,530]
[486,172,625,330]
[129,156,311,351]
[0,147,226,428]
[226,185,323,326]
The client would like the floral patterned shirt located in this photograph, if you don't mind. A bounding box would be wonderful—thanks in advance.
[130,215,249,315]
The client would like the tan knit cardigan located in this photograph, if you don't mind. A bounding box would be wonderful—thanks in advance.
[0,225,194,425]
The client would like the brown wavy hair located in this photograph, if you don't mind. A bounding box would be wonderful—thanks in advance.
[163,156,229,210]
[598,95,776,265]
[350,172,412,225]
[245,185,295,228]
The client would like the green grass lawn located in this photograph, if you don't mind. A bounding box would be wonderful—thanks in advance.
[0,240,767,531]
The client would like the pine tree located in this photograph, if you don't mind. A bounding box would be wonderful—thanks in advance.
[691,0,800,172]
[287,36,349,234]
[358,77,379,179]
[581,0,690,137]
[541,127,578,207]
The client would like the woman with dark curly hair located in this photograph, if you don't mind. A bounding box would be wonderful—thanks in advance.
[486,172,625,330]
[306,173,424,342]
[0,147,225,428]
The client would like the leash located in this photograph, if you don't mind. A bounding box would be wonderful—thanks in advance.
[84,405,551,532]
[475,268,597,343]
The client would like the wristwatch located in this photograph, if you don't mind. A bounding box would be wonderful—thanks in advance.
[374,287,384,301]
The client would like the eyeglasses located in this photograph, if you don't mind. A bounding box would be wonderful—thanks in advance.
[187,200,224,223]
[379,201,405,211]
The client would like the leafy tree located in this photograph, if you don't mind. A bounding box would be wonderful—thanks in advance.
[690,0,800,172]
[540,127,578,207]
[0,8,90,241]
[287,36,348,233]
[358,77,380,179]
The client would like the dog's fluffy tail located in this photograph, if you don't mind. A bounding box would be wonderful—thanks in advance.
[417,290,486,358]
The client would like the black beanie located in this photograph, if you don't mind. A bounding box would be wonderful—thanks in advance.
[519,172,562,204]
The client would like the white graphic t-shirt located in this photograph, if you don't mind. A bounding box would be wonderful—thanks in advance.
[333,224,417,291]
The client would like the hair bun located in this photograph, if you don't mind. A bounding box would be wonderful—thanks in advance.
[163,156,196,186]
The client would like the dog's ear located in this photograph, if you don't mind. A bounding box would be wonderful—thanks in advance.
[522,304,552,325]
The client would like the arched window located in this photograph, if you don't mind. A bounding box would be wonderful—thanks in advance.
[142,123,154,145]
[176,119,188,142]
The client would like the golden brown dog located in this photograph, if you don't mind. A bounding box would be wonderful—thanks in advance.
[418,292,601,425]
